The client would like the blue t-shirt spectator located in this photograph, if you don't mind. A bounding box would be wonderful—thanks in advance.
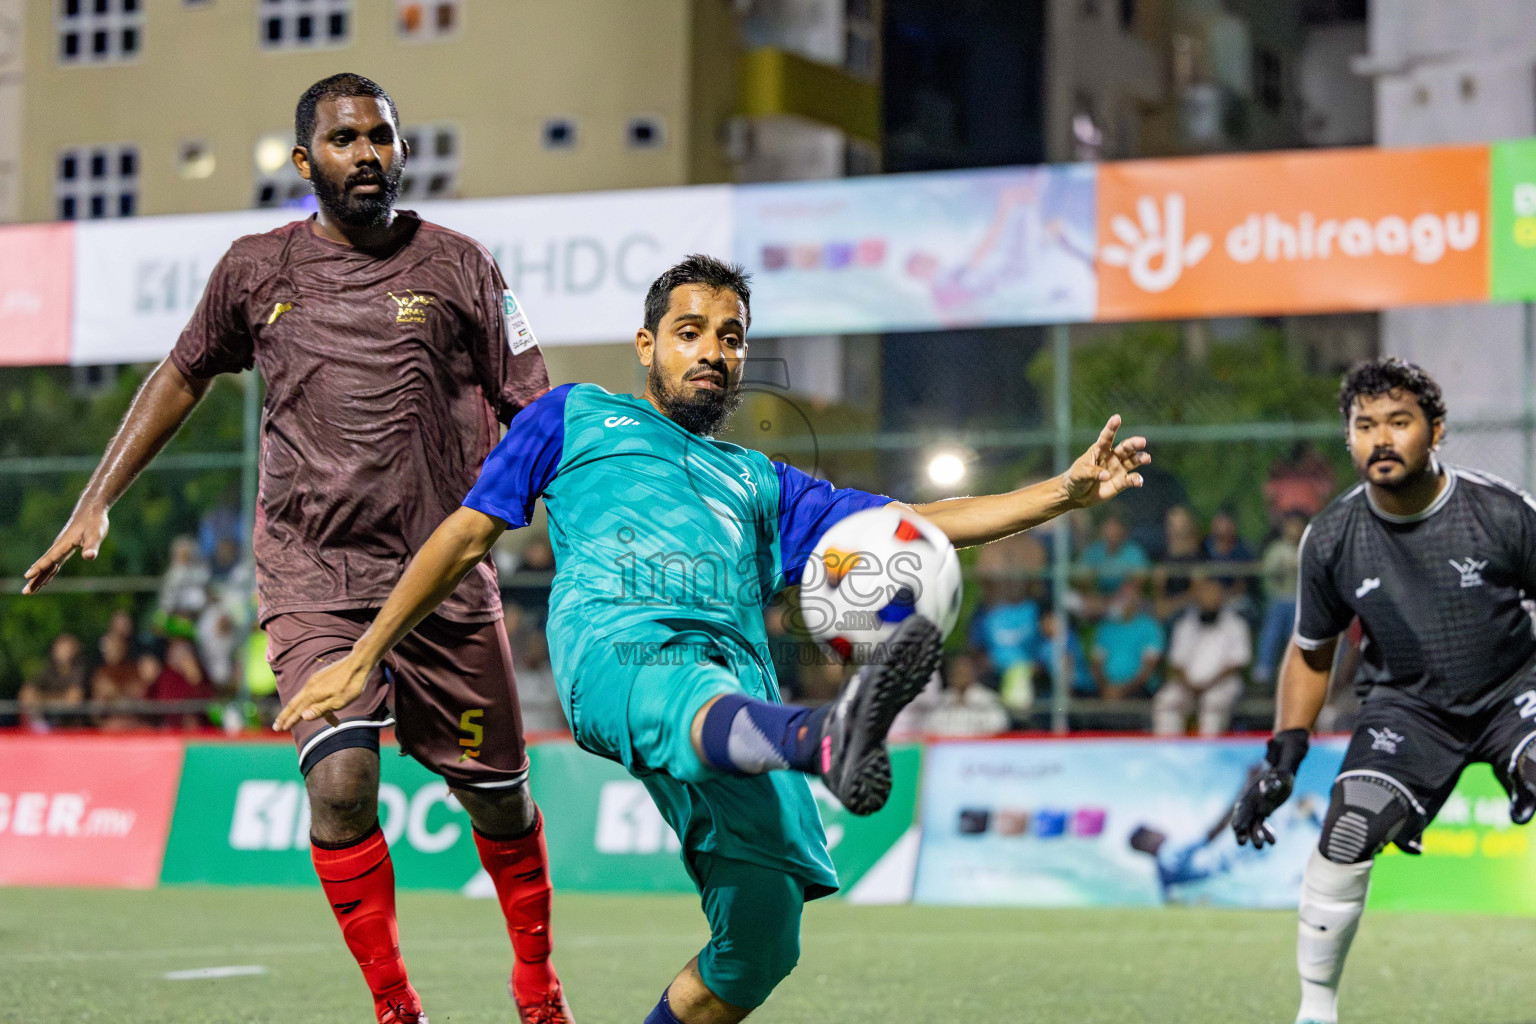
[972,600,1042,676]
[1092,610,1165,694]
[1079,537,1151,593]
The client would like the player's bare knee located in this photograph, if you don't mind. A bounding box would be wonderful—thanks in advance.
[451,782,537,838]
[305,747,381,843]
[1319,776,1411,864]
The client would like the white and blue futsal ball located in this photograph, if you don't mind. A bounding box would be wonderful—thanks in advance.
[800,506,962,662]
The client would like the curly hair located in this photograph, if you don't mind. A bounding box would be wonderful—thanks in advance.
[643,254,752,335]
[294,73,399,149]
[1337,357,1447,424]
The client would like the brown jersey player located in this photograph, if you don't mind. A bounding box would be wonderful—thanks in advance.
[23,74,574,1024]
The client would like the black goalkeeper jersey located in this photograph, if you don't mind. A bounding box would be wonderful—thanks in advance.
[1295,465,1536,715]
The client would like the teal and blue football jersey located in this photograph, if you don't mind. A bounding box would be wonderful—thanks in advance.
[463,383,890,679]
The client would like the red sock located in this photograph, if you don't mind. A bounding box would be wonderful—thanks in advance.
[311,825,414,1017]
[473,810,559,1002]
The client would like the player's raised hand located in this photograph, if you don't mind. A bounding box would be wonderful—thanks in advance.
[274,654,371,732]
[1063,414,1150,507]
[22,503,111,595]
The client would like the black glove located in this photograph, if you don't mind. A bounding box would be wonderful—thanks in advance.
[1232,728,1309,850]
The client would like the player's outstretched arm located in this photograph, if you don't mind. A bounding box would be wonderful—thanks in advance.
[274,506,506,730]
[22,357,213,595]
[1232,637,1336,847]
[906,414,1149,548]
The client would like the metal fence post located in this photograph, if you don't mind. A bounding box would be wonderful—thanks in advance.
[1051,323,1072,735]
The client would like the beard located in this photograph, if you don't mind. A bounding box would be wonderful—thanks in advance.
[311,161,403,229]
[1357,445,1432,491]
[648,361,744,436]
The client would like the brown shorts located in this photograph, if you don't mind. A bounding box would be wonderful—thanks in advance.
[267,609,529,790]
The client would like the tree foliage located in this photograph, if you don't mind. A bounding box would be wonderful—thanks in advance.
[0,365,248,695]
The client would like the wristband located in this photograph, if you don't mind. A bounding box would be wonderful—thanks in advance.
[1266,728,1310,775]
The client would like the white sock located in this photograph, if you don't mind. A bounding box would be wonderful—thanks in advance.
[1296,850,1372,1023]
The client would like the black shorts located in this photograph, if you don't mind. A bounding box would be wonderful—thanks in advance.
[1335,686,1536,851]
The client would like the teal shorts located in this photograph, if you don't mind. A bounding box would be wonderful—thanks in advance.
[559,619,839,1004]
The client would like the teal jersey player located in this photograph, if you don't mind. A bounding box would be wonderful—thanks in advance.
[463,379,888,895]
[279,255,1153,1024]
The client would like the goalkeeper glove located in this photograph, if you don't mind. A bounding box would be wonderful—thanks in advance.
[1232,728,1309,850]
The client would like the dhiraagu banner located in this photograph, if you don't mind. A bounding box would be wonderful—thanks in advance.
[1369,763,1536,914]
[159,740,921,896]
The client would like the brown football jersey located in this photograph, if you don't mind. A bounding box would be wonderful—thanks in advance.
[171,213,549,625]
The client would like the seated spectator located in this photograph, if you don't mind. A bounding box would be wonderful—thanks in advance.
[19,633,89,731]
[1079,511,1150,594]
[148,638,216,730]
[91,632,147,731]
[1201,509,1255,593]
[1154,504,1203,621]
[1255,512,1307,686]
[1089,578,1165,700]
[924,652,1010,737]
[504,601,568,735]
[1035,609,1093,698]
[156,536,210,639]
[1154,576,1252,736]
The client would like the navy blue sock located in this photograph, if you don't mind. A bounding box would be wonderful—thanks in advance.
[698,693,829,775]
[644,989,684,1024]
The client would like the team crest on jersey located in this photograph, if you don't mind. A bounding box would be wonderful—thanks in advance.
[1368,727,1404,754]
[388,290,437,325]
[1448,557,1487,588]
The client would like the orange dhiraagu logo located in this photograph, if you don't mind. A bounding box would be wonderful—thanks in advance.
[1096,146,1490,320]
[388,289,437,325]
[458,708,484,763]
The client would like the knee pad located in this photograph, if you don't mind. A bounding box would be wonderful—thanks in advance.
[1319,775,1412,864]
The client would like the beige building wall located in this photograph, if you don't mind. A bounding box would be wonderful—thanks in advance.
[18,0,740,222]
[0,0,22,221]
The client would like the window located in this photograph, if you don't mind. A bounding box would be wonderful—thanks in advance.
[57,0,144,64]
[252,131,308,208]
[397,0,459,40]
[56,144,138,220]
[625,116,665,150]
[399,123,459,201]
[260,0,350,50]
[541,118,577,150]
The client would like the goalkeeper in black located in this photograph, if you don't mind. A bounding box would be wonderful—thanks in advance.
[1231,357,1536,1024]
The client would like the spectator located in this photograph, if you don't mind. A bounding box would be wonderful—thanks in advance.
[196,602,243,689]
[18,633,89,730]
[1079,511,1151,594]
[1255,512,1308,686]
[972,531,1050,717]
[504,602,567,735]
[1154,505,1203,621]
[1089,578,1165,700]
[1036,609,1093,698]
[91,632,146,731]
[148,638,216,730]
[924,652,1010,737]
[1264,444,1337,520]
[156,536,210,639]
[1201,509,1255,593]
[1154,576,1252,736]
